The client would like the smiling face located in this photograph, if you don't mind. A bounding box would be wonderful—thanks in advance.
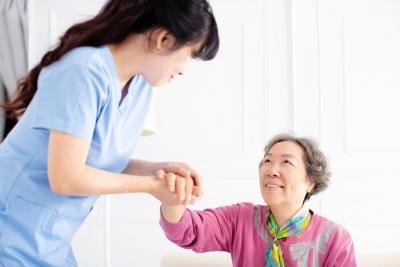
[259,141,314,209]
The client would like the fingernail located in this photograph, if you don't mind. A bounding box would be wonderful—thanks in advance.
[179,195,184,201]
[170,187,174,192]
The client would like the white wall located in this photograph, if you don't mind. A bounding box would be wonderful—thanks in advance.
[28,0,400,266]
[292,0,400,255]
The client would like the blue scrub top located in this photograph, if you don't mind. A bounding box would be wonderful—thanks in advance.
[0,45,153,266]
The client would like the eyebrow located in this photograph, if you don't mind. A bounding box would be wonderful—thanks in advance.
[266,153,298,159]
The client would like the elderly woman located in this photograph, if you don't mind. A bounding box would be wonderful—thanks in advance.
[159,134,356,266]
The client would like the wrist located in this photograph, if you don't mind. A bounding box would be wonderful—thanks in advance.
[142,175,157,195]
[150,161,162,174]
[161,202,186,223]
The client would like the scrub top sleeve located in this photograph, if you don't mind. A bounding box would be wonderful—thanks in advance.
[31,65,109,141]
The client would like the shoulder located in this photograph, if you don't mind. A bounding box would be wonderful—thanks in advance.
[311,213,353,244]
[39,46,113,85]
[307,213,356,263]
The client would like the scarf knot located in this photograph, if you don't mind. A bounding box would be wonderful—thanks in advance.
[265,204,311,267]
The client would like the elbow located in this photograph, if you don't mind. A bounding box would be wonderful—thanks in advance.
[48,173,68,195]
[48,170,77,195]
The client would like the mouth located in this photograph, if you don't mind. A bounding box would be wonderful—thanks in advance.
[265,183,284,189]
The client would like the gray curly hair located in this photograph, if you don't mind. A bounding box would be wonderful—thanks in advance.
[259,133,331,202]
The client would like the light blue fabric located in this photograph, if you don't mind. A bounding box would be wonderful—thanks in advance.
[0,45,153,266]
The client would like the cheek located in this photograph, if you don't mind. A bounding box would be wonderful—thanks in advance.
[259,167,267,181]
[173,51,191,68]
[284,172,308,192]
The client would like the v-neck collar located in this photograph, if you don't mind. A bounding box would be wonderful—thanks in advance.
[103,45,138,113]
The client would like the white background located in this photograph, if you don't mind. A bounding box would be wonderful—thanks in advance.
[28,0,400,266]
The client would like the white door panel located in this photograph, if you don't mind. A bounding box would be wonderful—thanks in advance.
[294,0,400,254]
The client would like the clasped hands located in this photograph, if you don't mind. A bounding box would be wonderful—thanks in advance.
[150,162,204,206]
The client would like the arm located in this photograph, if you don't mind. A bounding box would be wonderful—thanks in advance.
[48,129,148,196]
[122,159,204,198]
[121,159,159,176]
[122,159,195,178]
[160,203,242,253]
[161,204,186,223]
[160,173,195,223]
[48,129,187,205]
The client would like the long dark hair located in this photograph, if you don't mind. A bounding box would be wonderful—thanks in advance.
[1,0,219,119]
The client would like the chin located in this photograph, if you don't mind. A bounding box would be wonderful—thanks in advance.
[155,80,169,87]
[148,81,162,87]
[263,196,281,207]
[143,77,164,87]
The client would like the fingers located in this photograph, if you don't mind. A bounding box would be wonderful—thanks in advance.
[177,163,203,195]
[191,174,203,196]
[192,186,202,196]
[163,164,191,178]
[175,175,185,202]
[170,174,193,206]
[189,191,204,205]
[156,169,166,180]
[158,173,202,206]
[155,162,203,193]
[165,172,176,192]
[184,176,194,206]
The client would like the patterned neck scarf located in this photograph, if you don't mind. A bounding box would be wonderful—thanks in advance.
[265,204,311,267]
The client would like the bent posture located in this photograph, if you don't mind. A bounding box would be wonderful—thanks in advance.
[0,0,218,265]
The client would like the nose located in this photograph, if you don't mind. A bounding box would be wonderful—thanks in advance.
[267,165,279,177]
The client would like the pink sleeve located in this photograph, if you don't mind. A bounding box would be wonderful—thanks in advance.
[159,204,241,253]
[333,239,357,267]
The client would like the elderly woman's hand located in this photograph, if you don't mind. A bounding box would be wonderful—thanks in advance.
[153,161,204,195]
[155,170,203,206]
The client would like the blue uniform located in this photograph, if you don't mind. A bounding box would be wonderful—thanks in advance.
[0,45,153,266]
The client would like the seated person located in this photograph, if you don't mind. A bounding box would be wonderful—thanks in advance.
[159,133,356,267]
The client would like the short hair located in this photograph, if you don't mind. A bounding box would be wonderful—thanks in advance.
[259,133,331,202]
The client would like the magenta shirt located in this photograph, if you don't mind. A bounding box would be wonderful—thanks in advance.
[160,203,356,267]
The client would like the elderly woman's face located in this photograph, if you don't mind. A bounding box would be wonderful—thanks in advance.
[259,141,313,208]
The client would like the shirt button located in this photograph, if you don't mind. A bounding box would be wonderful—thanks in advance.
[282,238,287,242]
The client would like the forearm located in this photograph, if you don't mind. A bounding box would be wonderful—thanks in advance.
[161,203,186,223]
[51,164,155,196]
[160,205,238,253]
[121,158,156,176]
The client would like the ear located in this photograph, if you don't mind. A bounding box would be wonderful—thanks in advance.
[307,182,315,194]
[153,28,176,52]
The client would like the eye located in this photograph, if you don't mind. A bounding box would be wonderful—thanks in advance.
[264,159,271,164]
[284,159,291,164]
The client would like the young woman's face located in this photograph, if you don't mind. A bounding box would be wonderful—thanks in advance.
[259,141,313,209]
[142,43,200,87]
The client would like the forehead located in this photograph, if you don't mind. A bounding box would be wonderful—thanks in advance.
[268,141,305,158]
[189,41,205,55]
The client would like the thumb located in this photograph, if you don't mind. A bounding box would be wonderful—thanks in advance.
[156,169,166,180]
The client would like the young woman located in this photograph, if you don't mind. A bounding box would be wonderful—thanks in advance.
[0,0,219,265]
[160,134,356,267]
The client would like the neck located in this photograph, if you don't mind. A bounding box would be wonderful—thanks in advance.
[269,203,305,230]
[106,34,146,89]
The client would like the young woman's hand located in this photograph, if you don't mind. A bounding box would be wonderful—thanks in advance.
[153,162,203,196]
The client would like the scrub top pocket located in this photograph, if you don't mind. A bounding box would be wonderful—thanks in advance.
[0,197,58,266]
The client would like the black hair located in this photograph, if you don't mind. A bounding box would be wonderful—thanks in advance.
[1,0,219,118]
